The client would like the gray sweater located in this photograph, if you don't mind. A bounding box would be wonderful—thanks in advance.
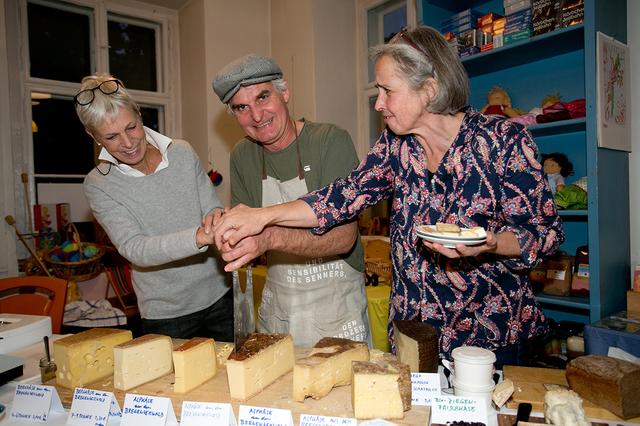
[84,138,229,319]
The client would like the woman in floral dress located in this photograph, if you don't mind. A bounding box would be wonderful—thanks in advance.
[213,26,563,367]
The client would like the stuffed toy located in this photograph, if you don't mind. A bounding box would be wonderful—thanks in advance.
[509,94,562,126]
[555,176,587,210]
[481,86,521,118]
[541,152,574,195]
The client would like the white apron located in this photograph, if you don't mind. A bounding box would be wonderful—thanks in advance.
[258,140,371,348]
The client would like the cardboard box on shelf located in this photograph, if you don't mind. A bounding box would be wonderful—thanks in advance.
[628,290,640,319]
[541,255,574,296]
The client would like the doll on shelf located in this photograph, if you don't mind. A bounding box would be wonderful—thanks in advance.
[509,94,562,126]
[541,152,574,195]
[480,86,521,118]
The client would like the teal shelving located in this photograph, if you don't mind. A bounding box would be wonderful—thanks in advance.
[420,0,629,324]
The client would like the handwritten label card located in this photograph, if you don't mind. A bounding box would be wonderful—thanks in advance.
[238,405,293,426]
[430,395,487,425]
[299,414,357,426]
[67,388,121,426]
[10,384,64,422]
[121,394,177,426]
[358,420,399,426]
[181,401,236,426]
[411,372,441,406]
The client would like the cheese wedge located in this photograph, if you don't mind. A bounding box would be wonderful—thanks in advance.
[113,334,173,391]
[292,337,369,401]
[393,320,438,373]
[53,328,132,389]
[173,337,217,393]
[435,222,460,233]
[226,333,294,400]
[492,377,514,407]
[351,359,411,419]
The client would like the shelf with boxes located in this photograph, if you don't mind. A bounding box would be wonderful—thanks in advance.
[419,0,629,324]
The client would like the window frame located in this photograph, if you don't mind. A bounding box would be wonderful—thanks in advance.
[19,0,179,183]
[355,0,416,159]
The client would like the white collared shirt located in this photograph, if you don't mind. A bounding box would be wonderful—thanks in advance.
[97,126,171,177]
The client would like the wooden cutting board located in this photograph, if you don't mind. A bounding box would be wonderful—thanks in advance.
[503,365,640,423]
[50,343,430,425]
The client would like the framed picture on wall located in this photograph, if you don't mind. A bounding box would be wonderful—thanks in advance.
[596,31,630,152]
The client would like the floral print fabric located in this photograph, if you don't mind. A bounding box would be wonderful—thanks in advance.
[301,110,563,358]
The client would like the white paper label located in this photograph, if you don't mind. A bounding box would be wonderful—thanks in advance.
[10,384,64,423]
[181,401,236,426]
[430,395,488,425]
[411,372,441,406]
[68,388,121,426]
[121,394,177,426]
[238,405,293,426]
[299,414,357,426]
[546,269,566,280]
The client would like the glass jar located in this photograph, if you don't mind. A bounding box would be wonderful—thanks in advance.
[39,357,57,383]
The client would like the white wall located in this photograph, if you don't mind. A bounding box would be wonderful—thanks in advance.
[628,0,639,279]
[179,0,271,206]
[0,0,18,276]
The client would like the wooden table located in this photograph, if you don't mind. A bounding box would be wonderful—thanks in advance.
[51,343,430,424]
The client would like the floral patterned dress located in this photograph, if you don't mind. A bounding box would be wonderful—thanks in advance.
[300,110,564,358]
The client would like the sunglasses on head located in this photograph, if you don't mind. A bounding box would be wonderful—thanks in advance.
[74,79,123,106]
[388,28,428,57]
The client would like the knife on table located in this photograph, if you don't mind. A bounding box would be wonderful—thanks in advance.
[232,265,254,352]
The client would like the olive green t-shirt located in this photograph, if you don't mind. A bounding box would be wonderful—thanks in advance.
[230,120,364,272]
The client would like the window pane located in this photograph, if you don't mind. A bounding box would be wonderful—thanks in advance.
[367,0,406,82]
[108,16,158,91]
[140,106,161,133]
[27,1,92,82]
[32,95,94,175]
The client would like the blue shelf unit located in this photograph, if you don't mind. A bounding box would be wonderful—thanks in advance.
[419,0,629,324]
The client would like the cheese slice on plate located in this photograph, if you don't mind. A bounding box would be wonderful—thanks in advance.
[53,327,132,389]
[226,333,294,400]
[113,334,173,391]
[173,337,217,393]
[351,359,411,419]
[292,337,369,401]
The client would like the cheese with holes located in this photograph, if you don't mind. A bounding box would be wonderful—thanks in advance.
[351,359,411,419]
[226,333,294,400]
[113,334,173,391]
[292,337,369,401]
[173,337,217,393]
[392,320,438,373]
[53,328,132,389]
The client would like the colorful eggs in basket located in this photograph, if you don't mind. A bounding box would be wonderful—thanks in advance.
[49,241,100,262]
[83,245,98,258]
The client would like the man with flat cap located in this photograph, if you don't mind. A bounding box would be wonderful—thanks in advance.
[212,54,370,348]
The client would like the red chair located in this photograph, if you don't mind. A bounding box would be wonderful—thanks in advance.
[103,262,139,318]
[0,276,69,334]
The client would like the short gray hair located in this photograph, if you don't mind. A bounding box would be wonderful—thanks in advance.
[370,26,469,114]
[74,73,140,133]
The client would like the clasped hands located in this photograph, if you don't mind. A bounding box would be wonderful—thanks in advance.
[197,204,269,272]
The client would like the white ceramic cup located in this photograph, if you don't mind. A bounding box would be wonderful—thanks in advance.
[446,346,496,387]
[452,377,496,411]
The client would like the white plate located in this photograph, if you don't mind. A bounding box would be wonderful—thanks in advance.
[418,233,487,248]
[417,225,487,239]
[417,225,487,248]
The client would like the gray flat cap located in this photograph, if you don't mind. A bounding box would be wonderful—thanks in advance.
[213,54,283,103]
